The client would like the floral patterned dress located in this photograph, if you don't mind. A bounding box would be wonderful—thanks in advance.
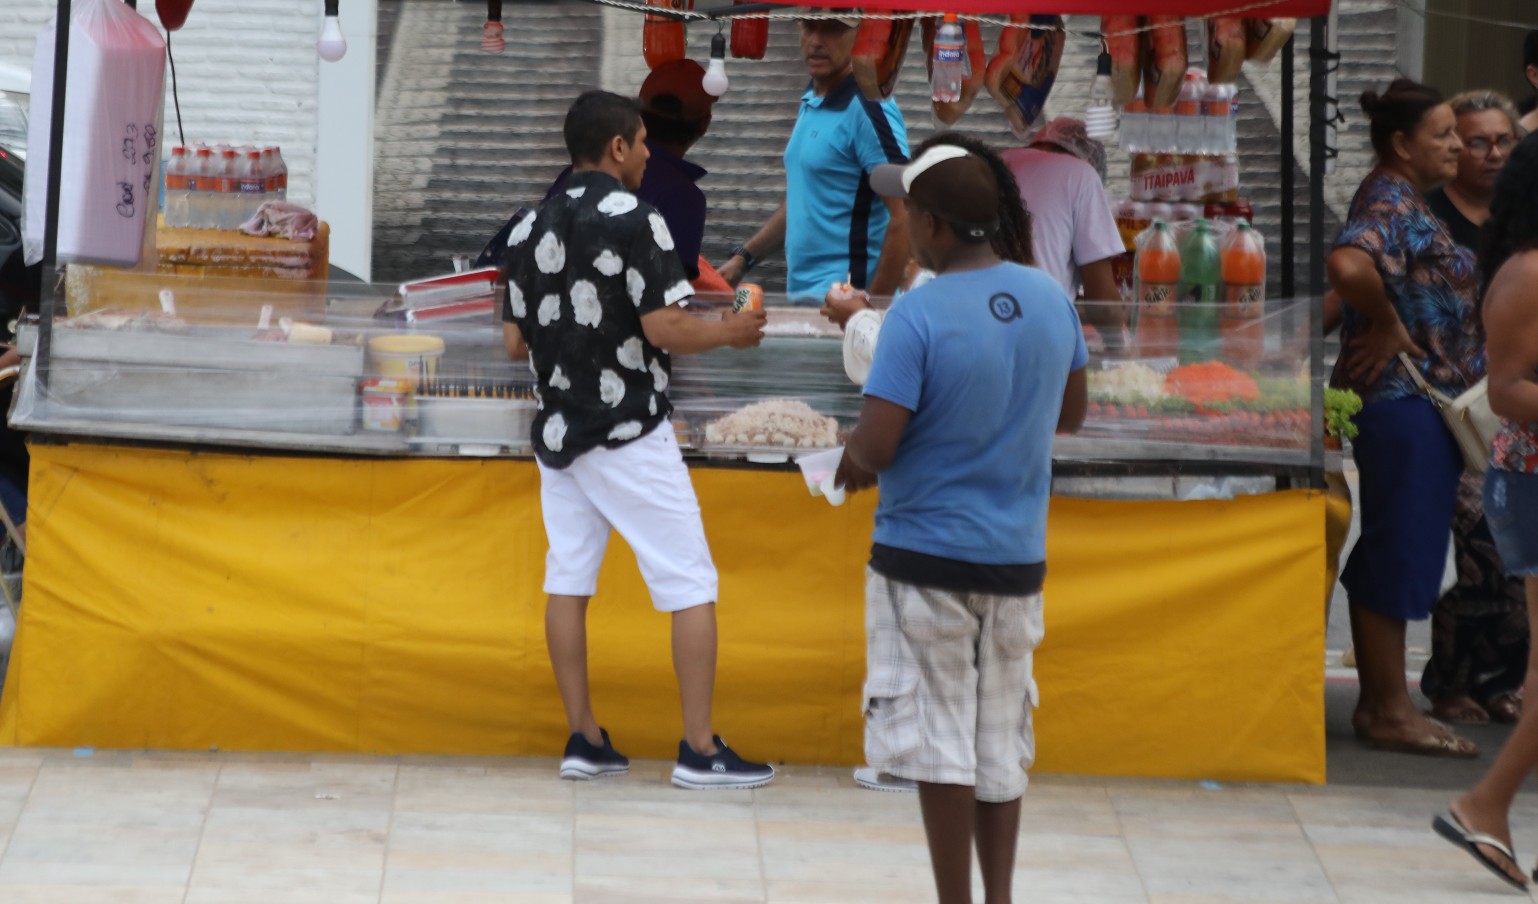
[1329,169,1483,400]
[1492,406,1538,474]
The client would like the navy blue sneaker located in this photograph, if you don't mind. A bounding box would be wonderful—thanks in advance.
[559,728,629,780]
[671,735,775,790]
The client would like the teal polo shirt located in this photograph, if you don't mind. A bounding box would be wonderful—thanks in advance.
[783,74,908,302]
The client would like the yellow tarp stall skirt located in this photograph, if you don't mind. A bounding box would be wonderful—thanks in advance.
[0,443,1325,784]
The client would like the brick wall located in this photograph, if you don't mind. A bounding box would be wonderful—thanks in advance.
[0,0,322,208]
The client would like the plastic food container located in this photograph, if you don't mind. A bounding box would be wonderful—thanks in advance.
[415,395,537,445]
[360,377,411,431]
[796,445,846,506]
[367,334,445,382]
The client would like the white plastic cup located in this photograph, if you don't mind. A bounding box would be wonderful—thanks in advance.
[796,446,847,506]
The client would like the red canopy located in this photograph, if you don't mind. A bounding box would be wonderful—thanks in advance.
[798,1,1330,16]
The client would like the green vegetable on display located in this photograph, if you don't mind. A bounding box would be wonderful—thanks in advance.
[1324,388,1363,440]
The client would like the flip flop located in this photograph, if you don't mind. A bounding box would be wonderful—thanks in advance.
[1432,813,1527,892]
[1367,729,1478,759]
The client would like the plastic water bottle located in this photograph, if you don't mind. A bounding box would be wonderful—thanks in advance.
[264,146,288,202]
[163,146,190,228]
[1174,69,1206,154]
[187,145,215,229]
[1203,82,1238,155]
[216,148,242,229]
[237,149,266,224]
[929,13,966,104]
[1119,98,1148,153]
[1147,104,1177,153]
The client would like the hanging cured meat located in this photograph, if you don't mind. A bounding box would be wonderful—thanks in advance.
[852,17,916,101]
[984,15,1065,139]
[1245,18,1296,62]
[643,0,690,70]
[922,16,986,125]
[730,0,768,60]
[1101,14,1141,107]
[482,0,505,54]
[1142,15,1187,109]
[1207,17,1246,83]
[155,0,194,31]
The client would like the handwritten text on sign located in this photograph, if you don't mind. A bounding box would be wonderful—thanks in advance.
[116,123,157,219]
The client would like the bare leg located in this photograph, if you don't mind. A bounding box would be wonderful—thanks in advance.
[975,797,1021,904]
[1351,605,1475,753]
[918,782,976,904]
[671,603,719,755]
[546,594,601,745]
[1450,577,1538,885]
[1347,602,1385,737]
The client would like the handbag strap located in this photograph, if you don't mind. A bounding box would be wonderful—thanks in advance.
[1396,352,1452,407]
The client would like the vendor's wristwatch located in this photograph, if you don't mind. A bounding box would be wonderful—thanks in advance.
[729,244,757,272]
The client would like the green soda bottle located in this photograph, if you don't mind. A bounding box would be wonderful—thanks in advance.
[1177,219,1221,363]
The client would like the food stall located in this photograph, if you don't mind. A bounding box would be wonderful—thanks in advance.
[0,0,1336,785]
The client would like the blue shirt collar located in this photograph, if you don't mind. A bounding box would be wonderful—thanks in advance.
[800,72,859,111]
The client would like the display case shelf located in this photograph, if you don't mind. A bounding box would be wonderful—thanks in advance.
[13,269,1323,479]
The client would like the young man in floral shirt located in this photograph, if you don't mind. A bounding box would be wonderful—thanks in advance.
[502,90,773,789]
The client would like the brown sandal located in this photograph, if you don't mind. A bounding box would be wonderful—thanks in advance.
[1484,693,1522,725]
[1367,727,1478,759]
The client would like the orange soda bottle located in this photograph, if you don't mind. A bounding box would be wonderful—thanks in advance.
[1135,220,1181,358]
[1219,221,1266,368]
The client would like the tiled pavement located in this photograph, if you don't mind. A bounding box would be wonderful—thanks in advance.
[1,745,1537,903]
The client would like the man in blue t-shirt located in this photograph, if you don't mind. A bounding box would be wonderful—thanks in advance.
[717,15,910,303]
[835,144,1088,904]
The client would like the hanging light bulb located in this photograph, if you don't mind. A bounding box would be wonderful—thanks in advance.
[1084,45,1117,141]
[317,0,347,63]
[702,29,729,97]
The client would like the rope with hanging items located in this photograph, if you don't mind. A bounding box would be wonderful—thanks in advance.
[577,0,1304,41]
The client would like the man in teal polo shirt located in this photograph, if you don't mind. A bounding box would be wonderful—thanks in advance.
[717,14,910,303]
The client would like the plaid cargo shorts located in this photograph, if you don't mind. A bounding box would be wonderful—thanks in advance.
[863,568,1045,803]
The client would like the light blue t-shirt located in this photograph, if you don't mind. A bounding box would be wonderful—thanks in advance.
[783,74,908,302]
[863,263,1088,566]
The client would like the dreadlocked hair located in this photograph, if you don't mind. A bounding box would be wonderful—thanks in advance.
[915,132,1034,266]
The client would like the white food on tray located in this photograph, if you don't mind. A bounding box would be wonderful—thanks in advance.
[704,399,839,449]
[1087,362,1167,402]
[763,320,833,338]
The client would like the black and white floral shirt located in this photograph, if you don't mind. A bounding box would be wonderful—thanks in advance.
[504,170,694,468]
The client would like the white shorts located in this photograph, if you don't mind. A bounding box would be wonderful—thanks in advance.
[537,426,718,612]
[863,569,1044,803]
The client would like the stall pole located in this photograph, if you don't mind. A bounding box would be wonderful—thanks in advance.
[1307,16,1328,296]
[38,0,72,394]
[1280,34,1295,300]
[1307,13,1329,487]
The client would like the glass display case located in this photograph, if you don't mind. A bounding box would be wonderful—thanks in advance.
[11,268,1322,481]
